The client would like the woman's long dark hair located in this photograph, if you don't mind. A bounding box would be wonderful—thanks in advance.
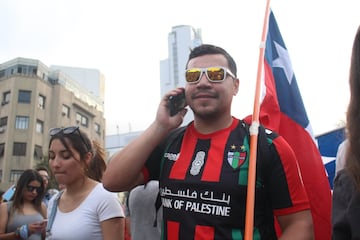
[346,26,360,191]
[11,169,45,215]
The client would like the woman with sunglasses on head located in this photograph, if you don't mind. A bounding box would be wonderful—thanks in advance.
[0,169,47,240]
[46,126,124,240]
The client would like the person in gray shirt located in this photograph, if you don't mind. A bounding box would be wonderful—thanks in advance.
[125,180,162,240]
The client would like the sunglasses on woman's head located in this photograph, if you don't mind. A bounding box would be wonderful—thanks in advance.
[185,66,235,84]
[49,126,91,152]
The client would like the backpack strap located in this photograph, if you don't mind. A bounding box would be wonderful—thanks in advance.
[153,190,162,227]
[241,120,271,182]
[152,126,186,227]
[46,190,63,237]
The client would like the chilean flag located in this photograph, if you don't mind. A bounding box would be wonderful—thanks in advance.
[247,11,332,239]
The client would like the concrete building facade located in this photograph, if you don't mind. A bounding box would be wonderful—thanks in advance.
[0,57,105,190]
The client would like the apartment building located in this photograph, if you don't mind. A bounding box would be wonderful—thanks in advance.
[0,57,105,190]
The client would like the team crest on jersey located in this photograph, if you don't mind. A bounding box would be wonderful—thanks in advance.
[227,147,247,169]
[190,151,205,176]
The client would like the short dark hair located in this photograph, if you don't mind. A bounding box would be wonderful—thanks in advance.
[36,166,49,173]
[186,44,237,77]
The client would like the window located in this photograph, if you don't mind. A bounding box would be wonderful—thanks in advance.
[76,112,88,127]
[62,105,70,118]
[38,95,45,109]
[2,91,10,105]
[0,117,7,127]
[0,143,4,157]
[34,145,43,160]
[36,120,44,133]
[10,170,23,183]
[0,117,7,133]
[76,113,81,124]
[15,116,29,129]
[18,90,31,103]
[81,116,88,127]
[95,123,101,134]
[13,142,26,156]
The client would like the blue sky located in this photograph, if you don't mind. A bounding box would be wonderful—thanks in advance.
[1,0,359,135]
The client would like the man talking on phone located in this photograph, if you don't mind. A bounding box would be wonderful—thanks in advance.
[103,44,313,239]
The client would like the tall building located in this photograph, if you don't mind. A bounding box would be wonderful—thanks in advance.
[0,57,105,190]
[106,25,203,155]
[160,25,202,125]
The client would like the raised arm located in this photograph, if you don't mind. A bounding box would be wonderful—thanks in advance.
[102,88,187,192]
[103,122,170,191]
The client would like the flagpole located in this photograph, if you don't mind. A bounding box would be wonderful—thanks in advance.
[244,1,271,240]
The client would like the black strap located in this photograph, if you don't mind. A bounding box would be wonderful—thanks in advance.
[152,127,186,227]
[153,190,162,227]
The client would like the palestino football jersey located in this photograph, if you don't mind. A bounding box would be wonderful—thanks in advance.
[145,118,309,240]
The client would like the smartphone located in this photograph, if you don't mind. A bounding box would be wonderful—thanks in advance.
[168,92,186,116]
[35,219,48,225]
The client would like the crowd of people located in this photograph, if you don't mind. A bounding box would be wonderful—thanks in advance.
[0,36,360,239]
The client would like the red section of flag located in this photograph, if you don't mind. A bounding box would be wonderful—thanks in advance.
[276,113,332,239]
[246,10,332,239]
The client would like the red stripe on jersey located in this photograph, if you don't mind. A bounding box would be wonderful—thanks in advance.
[167,221,180,240]
[169,129,197,179]
[201,129,231,182]
[195,225,215,240]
